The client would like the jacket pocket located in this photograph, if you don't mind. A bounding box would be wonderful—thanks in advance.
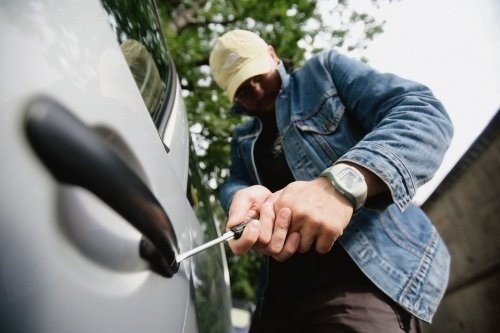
[294,90,345,134]
[292,91,355,165]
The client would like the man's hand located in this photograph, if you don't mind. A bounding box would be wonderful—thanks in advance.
[226,185,300,261]
[270,177,354,254]
[226,177,355,260]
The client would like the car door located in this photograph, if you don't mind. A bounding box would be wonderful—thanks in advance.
[0,0,231,332]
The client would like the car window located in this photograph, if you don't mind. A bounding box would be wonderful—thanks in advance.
[101,0,172,122]
[101,2,232,331]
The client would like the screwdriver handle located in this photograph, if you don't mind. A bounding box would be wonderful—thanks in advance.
[230,217,253,240]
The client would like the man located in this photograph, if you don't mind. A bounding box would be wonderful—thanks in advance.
[209,29,453,332]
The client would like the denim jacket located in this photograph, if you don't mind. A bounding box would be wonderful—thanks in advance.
[220,50,453,322]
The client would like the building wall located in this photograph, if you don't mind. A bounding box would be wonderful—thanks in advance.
[422,112,500,332]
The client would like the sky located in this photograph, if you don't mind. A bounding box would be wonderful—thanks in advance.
[360,0,500,204]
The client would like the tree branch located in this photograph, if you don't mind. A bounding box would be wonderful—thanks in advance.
[168,0,208,35]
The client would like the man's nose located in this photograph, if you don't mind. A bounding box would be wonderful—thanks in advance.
[248,79,264,100]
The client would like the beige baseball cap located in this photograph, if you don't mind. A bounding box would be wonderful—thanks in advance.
[209,30,275,102]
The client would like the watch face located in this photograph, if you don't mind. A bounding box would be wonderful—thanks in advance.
[338,169,364,188]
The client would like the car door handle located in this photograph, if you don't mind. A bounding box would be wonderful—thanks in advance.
[24,96,180,277]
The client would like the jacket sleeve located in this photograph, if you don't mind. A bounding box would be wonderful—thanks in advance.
[219,129,252,213]
[327,50,454,210]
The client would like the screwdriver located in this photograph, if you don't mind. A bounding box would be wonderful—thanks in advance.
[176,217,253,263]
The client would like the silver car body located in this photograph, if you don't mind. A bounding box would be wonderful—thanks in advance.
[0,0,231,332]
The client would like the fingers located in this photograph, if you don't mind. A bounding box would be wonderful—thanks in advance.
[263,207,292,254]
[227,201,274,256]
[297,223,341,253]
[228,218,260,255]
[315,228,340,254]
[255,201,274,246]
[272,232,300,262]
[297,227,316,253]
[226,185,271,230]
[225,186,270,256]
[265,189,282,204]
[230,206,296,258]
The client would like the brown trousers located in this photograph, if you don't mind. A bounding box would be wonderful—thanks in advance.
[250,284,421,333]
[250,247,421,333]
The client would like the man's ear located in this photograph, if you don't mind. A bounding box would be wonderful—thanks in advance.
[267,45,280,65]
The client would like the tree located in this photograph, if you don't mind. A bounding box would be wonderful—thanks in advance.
[156,0,395,301]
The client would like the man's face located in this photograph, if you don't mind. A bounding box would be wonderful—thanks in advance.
[233,48,281,117]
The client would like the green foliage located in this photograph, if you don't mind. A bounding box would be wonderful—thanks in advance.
[225,247,263,301]
[156,0,395,302]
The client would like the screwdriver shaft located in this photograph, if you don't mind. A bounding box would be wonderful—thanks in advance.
[176,230,234,263]
[176,217,253,263]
